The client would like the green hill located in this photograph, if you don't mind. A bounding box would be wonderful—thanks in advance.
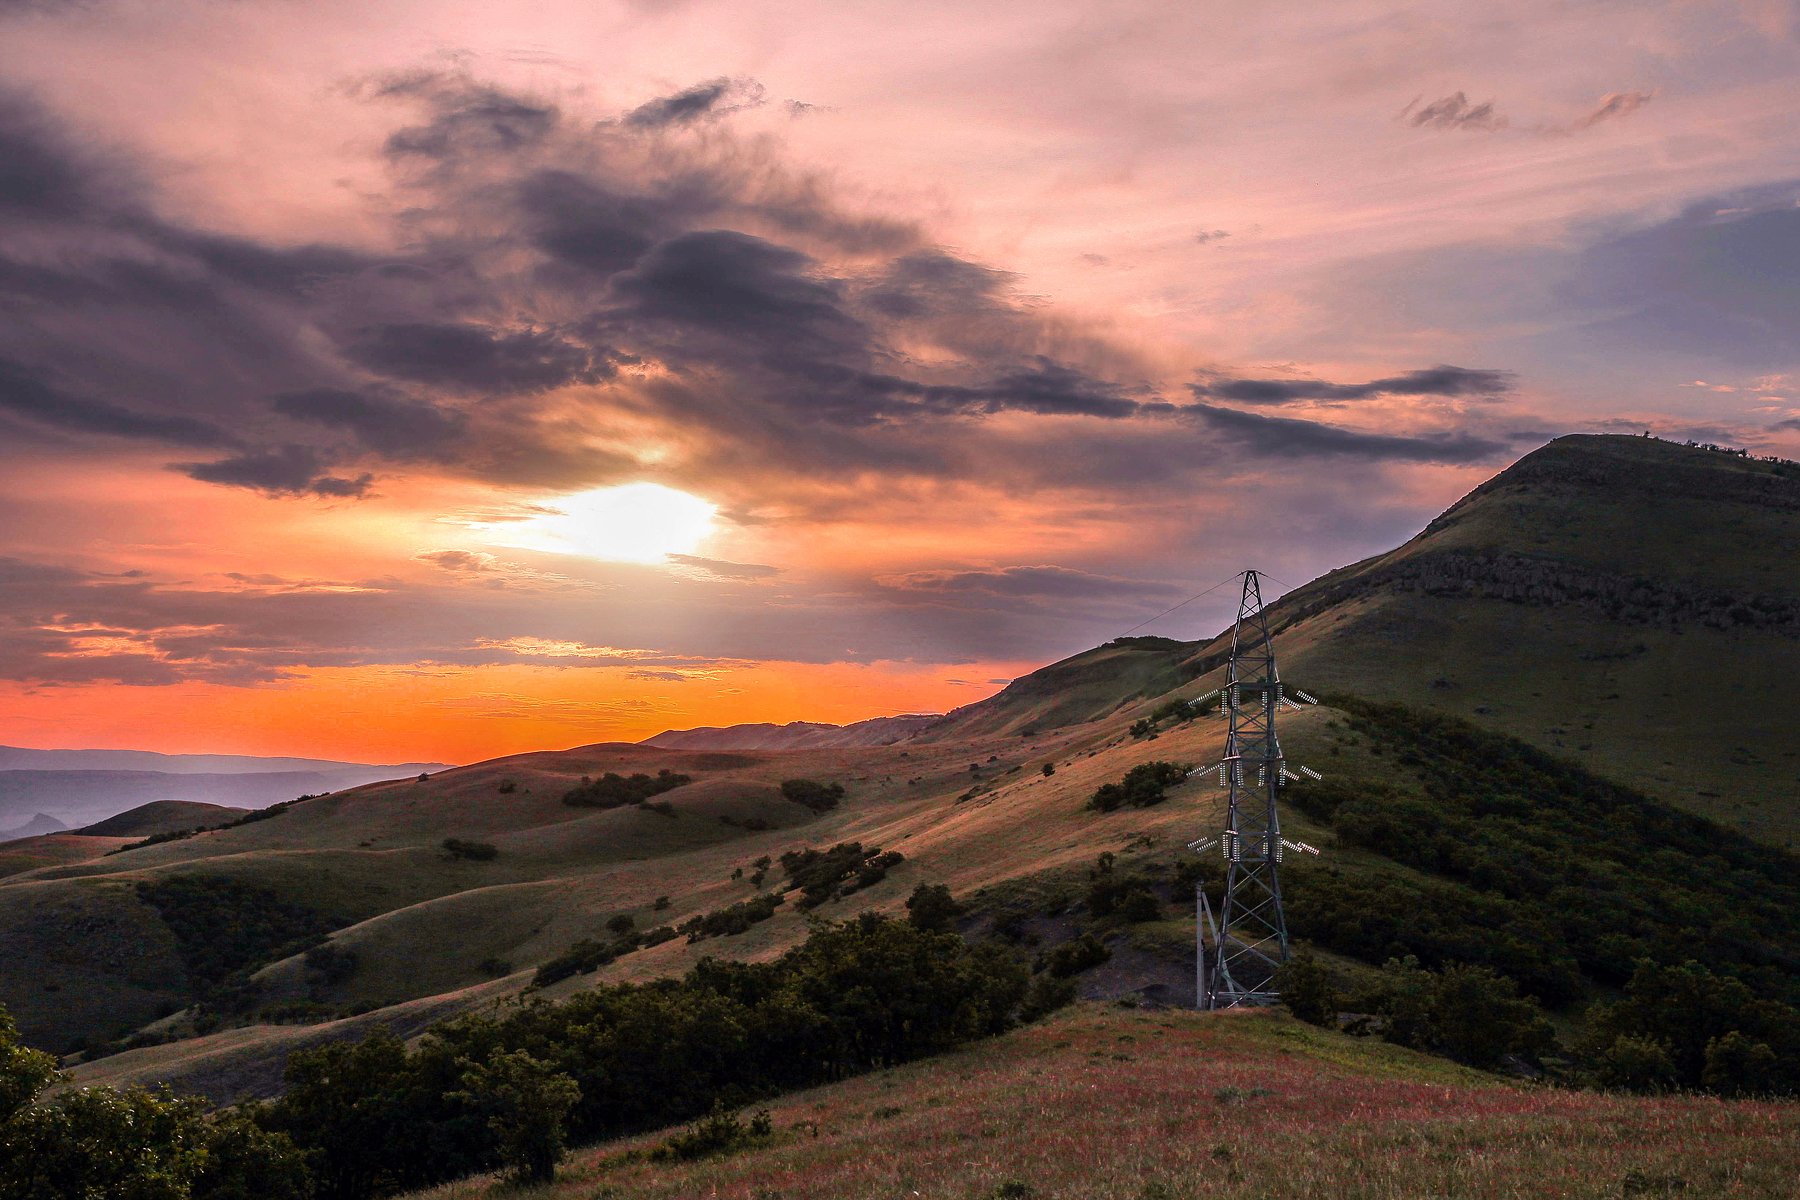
[398,1002,1799,1200]
[5,433,1795,1120]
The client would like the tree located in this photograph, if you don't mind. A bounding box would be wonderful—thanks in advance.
[451,1051,580,1186]
[1273,946,1338,1026]
[779,779,846,813]
[905,884,964,933]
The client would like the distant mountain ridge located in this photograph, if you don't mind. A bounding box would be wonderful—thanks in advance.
[642,714,941,750]
[0,813,65,843]
[0,751,451,831]
[0,745,447,776]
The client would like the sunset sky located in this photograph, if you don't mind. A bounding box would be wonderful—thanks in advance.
[2,0,1797,763]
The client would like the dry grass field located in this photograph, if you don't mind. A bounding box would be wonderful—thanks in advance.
[405,1003,1800,1200]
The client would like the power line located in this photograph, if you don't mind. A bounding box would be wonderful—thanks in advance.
[1116,571,1245,638]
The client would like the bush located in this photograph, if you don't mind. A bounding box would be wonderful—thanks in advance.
[906,883,965,934]
[562,769,691,809]
[648,1102,772,1162]
[1087,762,1190,812]
[450,1050,580,1185]
[0,1007,308,1200]
[678,894,785,942]
[1273,946,1338,1026]
[441,838,498,861]
[1041,762,1055,777]
[1039,934,1111,978]
[780,843,904,909]
[779,779,846,813]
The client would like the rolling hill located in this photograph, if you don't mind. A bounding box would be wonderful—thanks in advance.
[4,433,1793,1117]
[0,750,452,831]
[402,1003,1800,1200]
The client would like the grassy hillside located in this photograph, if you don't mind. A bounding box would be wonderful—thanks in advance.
[1177,434,1800,847]
[12,432,1797,1114]
[78,800,250,837]
[405,1003,1800,1200]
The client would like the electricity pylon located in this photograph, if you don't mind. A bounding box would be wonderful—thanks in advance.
[1188,569,1320,1009]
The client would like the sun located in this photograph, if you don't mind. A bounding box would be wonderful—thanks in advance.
[488,483,718,564]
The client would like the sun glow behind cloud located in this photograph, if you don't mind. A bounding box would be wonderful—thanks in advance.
[480,483,719,564]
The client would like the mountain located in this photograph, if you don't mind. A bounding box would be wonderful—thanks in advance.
[9,433,1795,1109]
[77,801,250,838]
[0,746,449,776]
[0,758,452,831]
[0,812,65,842]
[642,714,941,750]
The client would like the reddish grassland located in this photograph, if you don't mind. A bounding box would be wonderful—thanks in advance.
[409,1003,1800,1200]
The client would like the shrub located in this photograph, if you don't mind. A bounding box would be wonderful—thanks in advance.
[1273,946,1338,1026]
[779,842,904,908]
[606,913,636,935]
[1086,762,1190,812]
[779,779,846,813]
[441,838,498,861]
[1039,934,1111,978]
[679,894,785,942]
[1041,762,1055,777]
[562,769,691,809]
[906,883,964,934]
[648,1102,772,1162]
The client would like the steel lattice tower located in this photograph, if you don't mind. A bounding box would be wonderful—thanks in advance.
[1194,569,1312,1009]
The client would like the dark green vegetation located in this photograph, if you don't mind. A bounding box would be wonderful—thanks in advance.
[1283,699,1800,1003]
[777,778,845,812]
[1085,761,1189,811]
[133,876,339,1019]
[645,1103,773,1162]
[439,837,497,861]
[560,769,691,809]
[778,842,904,908]
[0,1008,309,1200]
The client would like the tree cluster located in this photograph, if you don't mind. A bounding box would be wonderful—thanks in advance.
[560,769,691,809]
[1086,762,1190,812]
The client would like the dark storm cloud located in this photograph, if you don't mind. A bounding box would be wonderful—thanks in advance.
[1404,92,1505,131]
[860,250,1015,319]
[179,446,373,498]
[1773,418,1800,432]
[339,323,612,393]
[272,388,465,456]
[1185,403,1508,463]
[1191,365,1514,405]
[0,356,235,446]
[520,170,666,277]
[623,77,765,128]
[0,89,100,216]
[611,229,857,343]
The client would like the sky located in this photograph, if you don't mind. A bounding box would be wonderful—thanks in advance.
[1,0,1797,763]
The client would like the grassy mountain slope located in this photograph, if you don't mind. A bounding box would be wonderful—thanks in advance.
[18,433,1800,1109]
[404,1003,1799,1200]
[77,800,250,837]
[1167,435,1800,847]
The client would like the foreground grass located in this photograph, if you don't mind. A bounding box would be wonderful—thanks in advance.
[407,1003,1799,1200]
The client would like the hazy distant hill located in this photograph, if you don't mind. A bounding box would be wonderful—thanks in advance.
[642,714,940,750]
[0,746,449,775]
[0,753,452,831]
[11,433,1796,1102]
[0,812,64,842]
